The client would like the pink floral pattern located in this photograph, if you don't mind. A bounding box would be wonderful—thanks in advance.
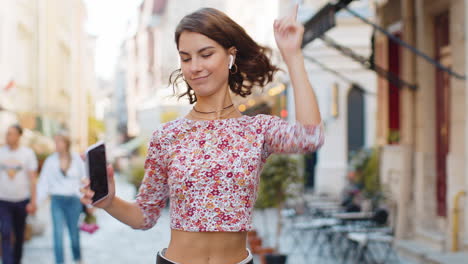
[136,114,324,231]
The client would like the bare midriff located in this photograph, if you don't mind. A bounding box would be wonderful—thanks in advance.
[164,229,249,264]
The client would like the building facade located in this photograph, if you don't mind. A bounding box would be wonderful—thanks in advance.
[374,0,468,258]
[297,0,377,195]
[0,0,94,151]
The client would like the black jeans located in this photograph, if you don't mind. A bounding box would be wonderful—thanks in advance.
[156,249,254,264]
[0,199,29,264]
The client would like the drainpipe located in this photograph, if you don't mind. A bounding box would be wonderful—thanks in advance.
[452,190,466,251]
[396,0,415,240]
[464,0,468,252]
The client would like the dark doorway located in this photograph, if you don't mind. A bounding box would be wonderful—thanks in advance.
[304,152,317,189]
[388,32,401,135]
[347,85,366,158]
[434,11,450,217]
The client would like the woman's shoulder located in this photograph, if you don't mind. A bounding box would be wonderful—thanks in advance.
[249,114,280,125]
[43,152,58,164]
[150,118,186,141]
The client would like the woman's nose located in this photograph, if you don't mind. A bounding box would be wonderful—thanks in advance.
[189,58,203,73]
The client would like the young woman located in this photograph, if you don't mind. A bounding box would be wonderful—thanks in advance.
[81,6,324,264]
[37,132,85,264]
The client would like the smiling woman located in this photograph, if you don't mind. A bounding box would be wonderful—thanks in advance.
[80,6,324,264]
[169,8,279,105]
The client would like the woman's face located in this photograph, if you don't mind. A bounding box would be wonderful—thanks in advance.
[6,127,20,146]
[54,136,68,153]
[178,31,233,98]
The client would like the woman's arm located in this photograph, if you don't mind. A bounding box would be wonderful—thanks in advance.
[274,4,321,126]
[81,129,170,230]
[26,149,39,214]
[103,196,145,229]
[80,166,145,229]
[285,54,321,125]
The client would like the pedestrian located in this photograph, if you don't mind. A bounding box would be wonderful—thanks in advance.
[0,124,38,264]
[81,5,324,264]
[36,131,84,264]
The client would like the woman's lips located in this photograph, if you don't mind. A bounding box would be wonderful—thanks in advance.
[191,74,210,82]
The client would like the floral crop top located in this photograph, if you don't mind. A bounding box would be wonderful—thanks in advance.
[135,114,324,232]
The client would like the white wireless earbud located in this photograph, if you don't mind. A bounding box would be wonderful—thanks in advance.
[228,55,234,69]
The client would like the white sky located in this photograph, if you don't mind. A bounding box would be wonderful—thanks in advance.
[84,0,143,80]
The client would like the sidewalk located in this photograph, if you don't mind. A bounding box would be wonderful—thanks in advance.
[16,175,414,264]
[21,174,171,264]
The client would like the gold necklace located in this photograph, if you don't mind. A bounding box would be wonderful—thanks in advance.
[192,103,234,114]
[188,107,240,121]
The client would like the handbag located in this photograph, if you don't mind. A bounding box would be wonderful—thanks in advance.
[79,208,99,234]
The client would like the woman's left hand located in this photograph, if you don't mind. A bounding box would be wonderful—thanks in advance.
[274,4,304,63]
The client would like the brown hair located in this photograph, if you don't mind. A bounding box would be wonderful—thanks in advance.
[10,124,23,135]
[55,130,72,171]
[55,131,71,154]
[169,8,279,104]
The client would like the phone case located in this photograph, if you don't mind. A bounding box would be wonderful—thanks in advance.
[85,141,109,205]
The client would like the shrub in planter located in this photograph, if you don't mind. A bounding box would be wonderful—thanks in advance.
[347,147,387,210]
[255,154,303,264]
[387,129,400,144]
[128,164,145,191]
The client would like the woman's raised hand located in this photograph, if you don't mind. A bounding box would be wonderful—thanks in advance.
[273,4,304,63]
[80,165,116,209]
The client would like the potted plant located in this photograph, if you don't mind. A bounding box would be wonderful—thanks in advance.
[387,129,400,144]
[358,147,386,210]
[128,160,145,191]
[347,147,386,211]
[126,141,149,191]
[255,154,303,264]
[344,148,374,212]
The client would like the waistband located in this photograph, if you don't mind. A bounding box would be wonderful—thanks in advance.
[156,248,253,264]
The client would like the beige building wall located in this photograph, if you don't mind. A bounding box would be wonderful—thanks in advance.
[37,0,91,150]
[377,0,467,253]
[0,0,93,151]
[0,0,37,116]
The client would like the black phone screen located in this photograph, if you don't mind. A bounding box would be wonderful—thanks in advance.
[87,143,109,204]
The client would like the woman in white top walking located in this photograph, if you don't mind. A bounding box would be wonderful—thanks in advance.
[36,131,85,264]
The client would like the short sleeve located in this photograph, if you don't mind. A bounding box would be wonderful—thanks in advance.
[27,148,38,172]
[260,115,324,156]
[135,130,170,230]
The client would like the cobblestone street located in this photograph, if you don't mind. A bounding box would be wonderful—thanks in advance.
[21,174,171,264]
[14,175,406,264]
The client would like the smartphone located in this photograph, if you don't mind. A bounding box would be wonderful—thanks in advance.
[85,141,109,205]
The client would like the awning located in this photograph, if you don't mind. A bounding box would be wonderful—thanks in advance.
[339,3,466,81]
[303,54,376,95]
[301,0,466,86]
[319,35,417,90]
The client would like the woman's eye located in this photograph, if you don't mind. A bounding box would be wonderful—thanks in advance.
[181,57,191,62]
[201,53,213,58]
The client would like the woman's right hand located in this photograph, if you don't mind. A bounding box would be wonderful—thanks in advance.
[80,165,116,209]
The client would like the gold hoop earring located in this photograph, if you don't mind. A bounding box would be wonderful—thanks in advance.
[230,63,238,74]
